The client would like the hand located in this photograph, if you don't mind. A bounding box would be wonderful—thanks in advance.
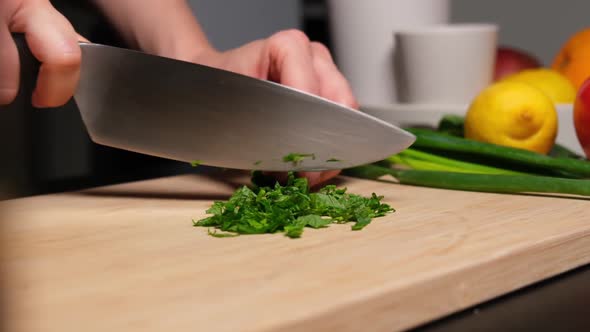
[193,29,358,187]
[0,0,83,108]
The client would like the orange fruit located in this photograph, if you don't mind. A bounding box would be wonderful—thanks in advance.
[552,28,590,91]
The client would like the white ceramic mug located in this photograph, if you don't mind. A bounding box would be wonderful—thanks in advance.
[326,0,450,106]
[394,23,498,105]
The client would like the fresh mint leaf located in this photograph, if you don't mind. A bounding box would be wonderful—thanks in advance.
[352,214,372,231]
[205,202,224,215]
[296,214,332,229]
[282,153,316,166]
[284,224,305,238]
[312,193,345,210]
[208,229,240,237]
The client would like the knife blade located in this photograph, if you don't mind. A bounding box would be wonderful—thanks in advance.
[10,34,415,171]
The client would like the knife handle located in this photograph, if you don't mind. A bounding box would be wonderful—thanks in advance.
[0,33,43,110]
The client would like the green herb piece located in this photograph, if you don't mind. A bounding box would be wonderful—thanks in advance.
[282,153,316,166]
[193,172,394,238]
[190,160,202,167]
[254,160,262,166]
[207,229,240,238]
[298,215,332,228]
[326,158,342,162]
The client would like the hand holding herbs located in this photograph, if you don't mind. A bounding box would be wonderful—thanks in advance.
[194,172,394,238]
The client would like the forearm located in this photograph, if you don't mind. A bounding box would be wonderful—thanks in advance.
[91,0,215,60]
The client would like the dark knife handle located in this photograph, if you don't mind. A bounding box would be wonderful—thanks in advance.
[0,33,42,111]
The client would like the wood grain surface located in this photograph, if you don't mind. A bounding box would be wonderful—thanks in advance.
[1,170,589,332]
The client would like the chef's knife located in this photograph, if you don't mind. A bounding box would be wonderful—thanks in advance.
[8,34,415,171]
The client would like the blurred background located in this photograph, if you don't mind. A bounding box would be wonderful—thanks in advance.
[1,0,589,200]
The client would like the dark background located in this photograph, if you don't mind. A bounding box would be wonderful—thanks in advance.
[2,0,589,200]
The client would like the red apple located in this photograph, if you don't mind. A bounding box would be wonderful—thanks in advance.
[574,77,590,159]
[493,46,542,81]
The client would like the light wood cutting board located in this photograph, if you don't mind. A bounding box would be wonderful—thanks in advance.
[1,171,589,332]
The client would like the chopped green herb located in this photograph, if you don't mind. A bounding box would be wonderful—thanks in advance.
[254,160,262,166]
[190,160,202,167]
[193,172,394,238]
[206,228,240,238]
[282,153,316,166]
[326,158,341,162]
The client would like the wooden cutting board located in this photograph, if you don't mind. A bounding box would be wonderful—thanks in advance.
[2,171,590,332]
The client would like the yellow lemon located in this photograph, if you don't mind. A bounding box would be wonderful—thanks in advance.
[501,68,576,103]
[465,81,558,154]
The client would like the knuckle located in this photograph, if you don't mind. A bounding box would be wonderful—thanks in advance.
[47,99,70,108]
[36,91,72,108]
[45,49,81,68]
[271,29,310,46]
[345,94,359,109]
[0,88,18,105]
[310,42,332,58]
[326,84,358,109]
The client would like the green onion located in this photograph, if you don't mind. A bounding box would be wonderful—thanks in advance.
[344,164,590,197]
[392,149,525,175]
[406,128,590,178]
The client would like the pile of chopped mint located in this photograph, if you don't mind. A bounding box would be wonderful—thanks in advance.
[193,171,394,238]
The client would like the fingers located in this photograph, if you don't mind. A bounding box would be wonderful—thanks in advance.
[310,42,358,109]
[0,22,20,105]
[262,170,341,189]
[298,170,341,189]
[298,42,358,187]
[14,2,82,108]
[300,42,354,186]
[261,32,357,188]
[265,30,358,109]
[267,29,320,95]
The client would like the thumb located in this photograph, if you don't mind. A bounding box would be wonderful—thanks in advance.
[77,33,90,43]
